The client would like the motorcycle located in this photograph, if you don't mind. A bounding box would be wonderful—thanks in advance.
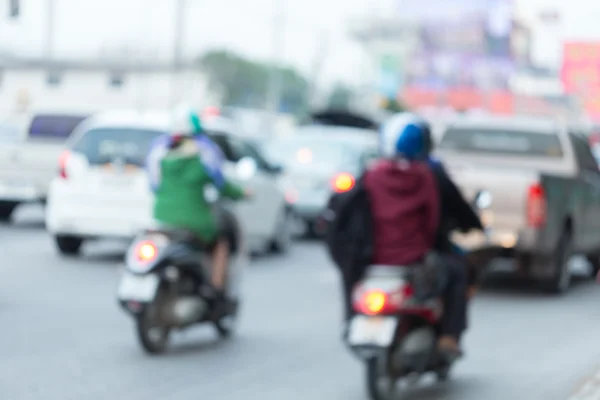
[345,191,493,399]
[346,259,450,399]
[117,188,248,354]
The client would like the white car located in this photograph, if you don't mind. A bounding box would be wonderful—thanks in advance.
[0,112,90,221]
[45,110,293,256]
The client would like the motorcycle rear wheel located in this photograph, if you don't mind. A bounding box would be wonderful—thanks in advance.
[366,357,395,400]
[136,305,171,354]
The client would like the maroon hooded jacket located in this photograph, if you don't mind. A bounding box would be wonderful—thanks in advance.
[364,159,440,265]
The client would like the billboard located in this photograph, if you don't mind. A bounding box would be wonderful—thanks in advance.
[398,0,514,107]
[561,42,600,93]
[561,42,600,120]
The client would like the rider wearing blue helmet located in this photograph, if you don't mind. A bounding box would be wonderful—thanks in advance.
[365,121,439,266]
[371,115,481,356]
[366,121,471,355]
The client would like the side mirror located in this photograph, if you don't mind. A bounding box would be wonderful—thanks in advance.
[236,157,257,180]
[473,190,492,210]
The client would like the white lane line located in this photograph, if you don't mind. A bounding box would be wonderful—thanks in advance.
[568,368,600,400]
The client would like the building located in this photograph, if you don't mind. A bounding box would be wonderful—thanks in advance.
[0,59,219,119]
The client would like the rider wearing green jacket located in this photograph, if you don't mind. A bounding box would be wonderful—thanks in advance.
[153,140,245,243]
[147,106,249,313]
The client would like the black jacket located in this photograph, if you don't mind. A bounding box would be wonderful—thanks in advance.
[323,176,374,320]
[428,159,483,252]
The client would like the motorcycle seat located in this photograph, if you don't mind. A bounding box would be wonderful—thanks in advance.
[145,228,209,250]
[364,260,445,301]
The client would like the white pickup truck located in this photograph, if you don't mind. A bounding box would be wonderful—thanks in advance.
[0,113,89,221]
[438,115,600,294]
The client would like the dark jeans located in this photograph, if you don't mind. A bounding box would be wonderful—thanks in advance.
[440,254,468,340]
[342,274,354,323]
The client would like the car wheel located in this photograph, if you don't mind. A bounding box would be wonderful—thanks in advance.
[305,221,324,239]
[55,235,84,256]
[0,201,18,222]
[586,254,600,279]
[543,229,573,294]
[269,208,292,254]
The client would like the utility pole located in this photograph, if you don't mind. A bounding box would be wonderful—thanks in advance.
[265,0,286,132]
[170,0,185,107]
[308,30,329,109]
[47,0,55,60]
[173,0,184,67]
[8,0,19,18]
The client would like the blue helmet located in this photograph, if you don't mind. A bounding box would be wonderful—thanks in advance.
[395,123,426,161]
[379,113,427,161]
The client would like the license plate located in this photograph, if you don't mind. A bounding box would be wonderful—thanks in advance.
[104,177,134,186]
[117,273,159,301]
[0,181,36,200]
[347,315,398,347]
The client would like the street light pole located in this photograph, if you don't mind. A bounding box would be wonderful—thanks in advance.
[170,0,185,107]
[173,0,184,67]
[308,30,329,109]
[47,0,55,60]
[265,0,286,132]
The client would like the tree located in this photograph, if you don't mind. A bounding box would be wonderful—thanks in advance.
[198,50,309,115]
[379,97,405,113]
[326,84,353,110]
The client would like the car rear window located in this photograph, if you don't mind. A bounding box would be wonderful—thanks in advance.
[263,137,356,171]
[438,128,564,158]
[27,114,89,141]
[72,127,165,166]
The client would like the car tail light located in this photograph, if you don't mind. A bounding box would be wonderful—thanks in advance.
[332,173,355,193]
[135,240,158,263]
[284,188,298,204]
[58,150,71,179]
[202,106,220,119]
[526,183,546,228]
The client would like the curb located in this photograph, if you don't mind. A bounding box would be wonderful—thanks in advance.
[568,368,600,400]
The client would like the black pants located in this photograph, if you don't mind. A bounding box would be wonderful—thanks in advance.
[342,274,355,323]
[440,254,468,340]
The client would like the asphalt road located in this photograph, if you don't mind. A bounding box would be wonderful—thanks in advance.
[2,205,600,400]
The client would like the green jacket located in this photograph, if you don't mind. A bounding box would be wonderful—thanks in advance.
[153,145,245,243]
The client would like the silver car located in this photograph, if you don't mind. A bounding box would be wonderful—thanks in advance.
[263,125,379,236]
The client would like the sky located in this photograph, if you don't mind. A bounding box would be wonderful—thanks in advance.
[2,0,600,85]
[0,0,370,85]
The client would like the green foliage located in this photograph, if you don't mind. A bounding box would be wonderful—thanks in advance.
[383,98,405,113]
[198,50,309,114]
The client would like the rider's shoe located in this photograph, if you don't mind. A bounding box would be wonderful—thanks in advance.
[437,336,464,362]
